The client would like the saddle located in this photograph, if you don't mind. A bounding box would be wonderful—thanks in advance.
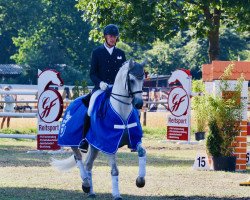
[58,95,89,147]
[86,92,143,154]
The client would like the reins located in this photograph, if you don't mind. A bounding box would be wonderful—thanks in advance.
[110,94,131,105]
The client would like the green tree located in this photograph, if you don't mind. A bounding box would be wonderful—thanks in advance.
[0,0,95,84]
[220,29,250,61]
[145,34,186,75]
[0,31,17,63]
[0,0,44,64]
[145,31,207,77]
[72,80,89,99]
[145,28,249,79]
[76,0,250,62]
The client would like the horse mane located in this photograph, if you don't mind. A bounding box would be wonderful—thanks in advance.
[129,62,144,80]
[97,60,130,119]
[120,60,130,72]
[119,59,145,80]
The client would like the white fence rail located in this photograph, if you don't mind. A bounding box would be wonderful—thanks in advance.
[0,133,36,139]
[0,89,72,117]
[0,91,37,95]
[0,89,39,139]
[0,112,37,118]
[0,100,37,103]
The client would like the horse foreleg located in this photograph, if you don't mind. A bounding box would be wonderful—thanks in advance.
[136,143,146,188]
[84,145,99,197]
[108,154,122,200]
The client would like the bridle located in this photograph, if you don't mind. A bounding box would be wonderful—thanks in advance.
[111,67,144,105]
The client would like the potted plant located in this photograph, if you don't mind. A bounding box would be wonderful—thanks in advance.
[192,80,208,141]
[206,64,244,171]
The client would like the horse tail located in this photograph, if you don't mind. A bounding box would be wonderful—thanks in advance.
[50,155,76,172]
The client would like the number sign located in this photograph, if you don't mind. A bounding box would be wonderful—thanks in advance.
[193,154,210,170]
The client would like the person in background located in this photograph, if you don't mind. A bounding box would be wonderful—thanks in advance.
[1,85,16,129]
[79,24,126,152]
[62,87,71,109]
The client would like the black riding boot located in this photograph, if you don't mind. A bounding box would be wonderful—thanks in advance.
[78,113,91,153]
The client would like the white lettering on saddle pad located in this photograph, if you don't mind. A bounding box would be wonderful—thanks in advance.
[114,122,137,129]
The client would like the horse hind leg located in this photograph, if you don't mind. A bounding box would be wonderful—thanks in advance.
[108,154,122,200]
[84,145,99,198]
[136,143,146,188]
[71,147,91,194]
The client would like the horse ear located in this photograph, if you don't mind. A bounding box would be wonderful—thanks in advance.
[129,59,134,69]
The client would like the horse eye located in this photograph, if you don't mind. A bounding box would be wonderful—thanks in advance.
[130,79,135,84]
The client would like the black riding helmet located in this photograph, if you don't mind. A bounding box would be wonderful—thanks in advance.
[103,24,119,36]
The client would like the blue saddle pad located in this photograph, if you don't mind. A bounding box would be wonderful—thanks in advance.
[86,92,143,154]
[58,95,87,147]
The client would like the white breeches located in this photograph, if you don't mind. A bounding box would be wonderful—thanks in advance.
[87,89,104,116]
[87,85,112,116]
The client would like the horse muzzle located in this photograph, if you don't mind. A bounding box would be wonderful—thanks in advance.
[132,98,143,109]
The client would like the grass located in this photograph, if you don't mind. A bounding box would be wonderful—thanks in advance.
[0,138,250,200]
[0,128,36,135]
[0,113,250,199]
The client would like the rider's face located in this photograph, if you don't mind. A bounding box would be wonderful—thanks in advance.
[105,35,118,48]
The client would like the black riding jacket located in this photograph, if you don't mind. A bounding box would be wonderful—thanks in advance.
[90,45,126,90]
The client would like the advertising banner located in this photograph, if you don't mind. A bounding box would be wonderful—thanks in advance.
[166,69,191,141]
[37,69,63,150]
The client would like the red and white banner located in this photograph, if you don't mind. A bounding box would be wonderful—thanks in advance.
[167,69,191,141]
[37,69,63,150]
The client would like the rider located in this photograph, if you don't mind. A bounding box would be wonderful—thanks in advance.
[79,24,126,152]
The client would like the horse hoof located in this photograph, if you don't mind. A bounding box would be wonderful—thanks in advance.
[136,177,145,188]
[82,184,90,193]
[87,193,96,198]
[114,196,122,200]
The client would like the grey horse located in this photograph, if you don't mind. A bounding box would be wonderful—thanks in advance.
[51,59,147,200]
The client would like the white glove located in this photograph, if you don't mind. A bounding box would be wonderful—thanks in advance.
[99,81,108,90]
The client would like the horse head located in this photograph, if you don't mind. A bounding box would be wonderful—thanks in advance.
[127,59,146,109]
[111,59,146,121]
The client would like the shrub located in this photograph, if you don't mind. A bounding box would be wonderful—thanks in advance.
[206,119,222,157]
[206,63,244,157]
[192,80,208,132]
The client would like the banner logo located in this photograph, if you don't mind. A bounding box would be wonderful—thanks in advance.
[168,87,189,117]
[38,89,63,123]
